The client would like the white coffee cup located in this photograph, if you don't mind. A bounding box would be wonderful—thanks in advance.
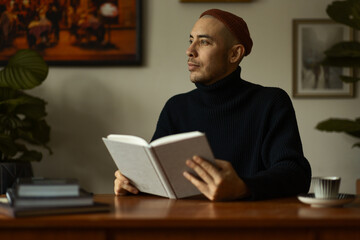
[312,176,341,199]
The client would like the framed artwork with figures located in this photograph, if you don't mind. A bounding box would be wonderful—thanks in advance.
[180,0,252,2]
[292,19,354,98]
[0,0,142,66]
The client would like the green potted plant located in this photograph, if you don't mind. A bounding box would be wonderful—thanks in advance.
[0,49,51,194]
[316,0,360,194]
[316,0,360,148]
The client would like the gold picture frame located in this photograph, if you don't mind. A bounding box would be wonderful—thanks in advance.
[180,0,252,2]
[0,0,142,66]
[292,19,355,98]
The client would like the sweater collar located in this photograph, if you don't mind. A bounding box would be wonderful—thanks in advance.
[194,67,243,105]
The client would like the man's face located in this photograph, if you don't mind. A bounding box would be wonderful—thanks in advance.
[186,17,233,85]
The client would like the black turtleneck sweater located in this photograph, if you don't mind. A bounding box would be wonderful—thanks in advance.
[151,67,311,200]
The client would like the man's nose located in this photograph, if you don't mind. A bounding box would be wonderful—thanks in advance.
[186,44,197,58]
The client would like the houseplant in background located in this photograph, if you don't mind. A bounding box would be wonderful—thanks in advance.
[0,49,51,194]
[316,0,360,194]
[316,0,360,148]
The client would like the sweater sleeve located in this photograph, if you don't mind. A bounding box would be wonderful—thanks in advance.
[242,90,312,200]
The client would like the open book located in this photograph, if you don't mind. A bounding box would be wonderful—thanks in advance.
[102,131,215,199]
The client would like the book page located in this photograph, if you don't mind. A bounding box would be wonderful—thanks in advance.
[103,138,168,197]
[152,134,215,199]
[150,131,203,147]
[107,134,149,146]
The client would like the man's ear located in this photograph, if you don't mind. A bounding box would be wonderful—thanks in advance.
[229,44,245,63]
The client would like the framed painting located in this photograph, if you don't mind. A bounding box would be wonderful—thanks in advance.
[292,19,355,98]
[0,0,142,66]
[180,0,252,2]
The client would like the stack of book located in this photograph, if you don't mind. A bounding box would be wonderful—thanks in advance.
[0,178,109,217]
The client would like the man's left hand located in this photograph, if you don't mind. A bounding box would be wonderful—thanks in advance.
[183,156,250,201]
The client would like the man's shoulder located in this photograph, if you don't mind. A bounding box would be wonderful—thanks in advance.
[243,80,290,100]
[262,86,289,99]
[240,81,293,113]
[166,89,197,103]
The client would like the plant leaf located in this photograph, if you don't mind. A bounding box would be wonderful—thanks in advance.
[326,0,360,30]
[324,41,360,58]
[0,134,18,157]
[0,49,48,90]
[0,114,28,131]
[321,38,360,84]
[348,131,360,138]
[17,119,51,146]
[12,95,46,119]
[322,56,360,67]
[17,150,43,162]
[0,87,19,101]
[340,75,360,83]
[3,143,44,162]
[0,89,47,119]
[316,118,360,132]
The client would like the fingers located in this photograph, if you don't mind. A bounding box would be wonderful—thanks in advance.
[184,157,240,201]
[114,170,122,178]
[183,156,222,200]
[214,159,231,169]
[186,156,222,184]
[194,156,221,176]
[114,170,139,195]
[121,180,139,195]
[183,171,210,197]
[114,178,127,195]
[185,158,213,185]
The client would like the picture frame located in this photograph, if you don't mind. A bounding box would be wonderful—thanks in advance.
[292,19,355,98]
[180,0,252,2]
[0,0,142,66]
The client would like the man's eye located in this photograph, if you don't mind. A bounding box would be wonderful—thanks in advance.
[200,40,209,45]
[189,40,193,44]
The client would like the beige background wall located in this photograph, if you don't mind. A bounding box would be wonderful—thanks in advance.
[29,0,360,194]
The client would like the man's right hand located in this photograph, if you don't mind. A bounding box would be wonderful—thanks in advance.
[114,170,139,195]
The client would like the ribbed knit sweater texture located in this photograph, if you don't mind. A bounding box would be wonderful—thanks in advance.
[151,67,311,200]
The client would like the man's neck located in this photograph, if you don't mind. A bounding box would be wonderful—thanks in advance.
[203,66,238,86]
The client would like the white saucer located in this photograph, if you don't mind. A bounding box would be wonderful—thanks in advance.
[297,193,356,208]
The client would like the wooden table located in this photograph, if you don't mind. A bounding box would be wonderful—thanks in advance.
[0,194,360,240]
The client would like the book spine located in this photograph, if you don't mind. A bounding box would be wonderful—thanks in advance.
[145,147,176,199]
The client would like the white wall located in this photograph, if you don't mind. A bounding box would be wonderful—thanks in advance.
[30,0,360,194]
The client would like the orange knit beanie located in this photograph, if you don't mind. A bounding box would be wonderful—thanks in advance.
[200,9,253,56]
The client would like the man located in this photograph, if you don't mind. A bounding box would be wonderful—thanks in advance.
[114,9,311,201]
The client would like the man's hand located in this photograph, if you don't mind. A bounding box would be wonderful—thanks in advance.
[114,170,139,196]
[183,156,250,201]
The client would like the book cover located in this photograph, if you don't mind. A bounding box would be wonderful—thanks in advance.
[0,201,110,218]
[15,178,80,197]
[6,188,93,208]
[103,131,215,199]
